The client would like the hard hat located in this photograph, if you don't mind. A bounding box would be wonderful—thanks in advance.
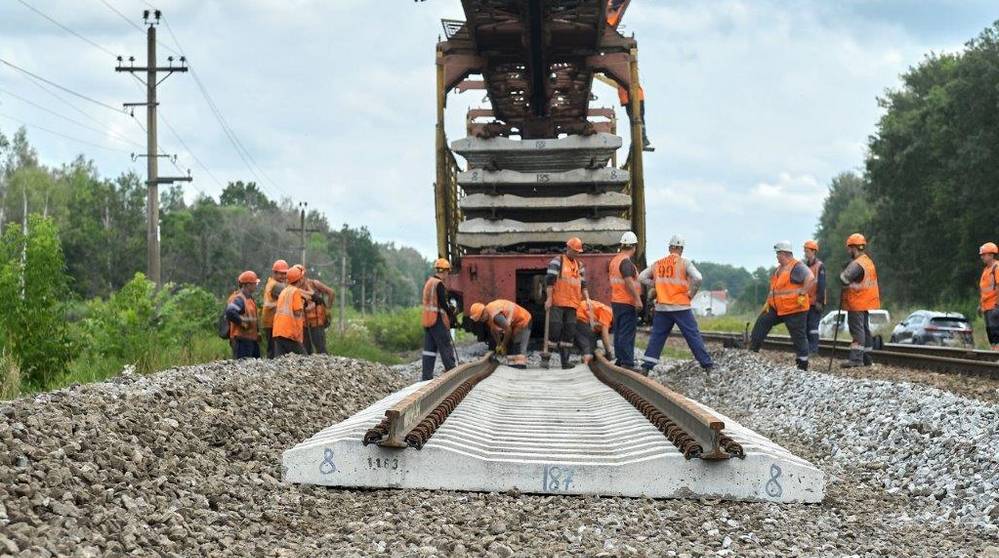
[469,302,486,321]
[287,266,304,284]
[980,242,998,255]
[566,237,584,252]
[773,240,793,253]
[237,270,259,285]
[668,234,685,248]
[433,258,451,271]
[846,233,867,247]
[272,259,289,273]
[619,231,638,246]
[804,240,819,251]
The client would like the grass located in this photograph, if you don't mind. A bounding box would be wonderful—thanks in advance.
[0,350,21,400]
[695,313,789,336]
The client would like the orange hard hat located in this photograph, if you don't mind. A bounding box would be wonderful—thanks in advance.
[469,302,486,321]
[287,266,304,284]
[846,233,867,247]
[272,259,289,273]
[566,237,584,252]
[292,263,305,274]
[237,270,259,285]
[434,258,451,271]
[980,242,998,255]
[804,240,819,251]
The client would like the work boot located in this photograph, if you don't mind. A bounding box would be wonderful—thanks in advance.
[640,365,653,376]
[796,359,808,371]
[841,359,863,368]
[642,136,655,152]
[862,352,873,367]
[511,364,527,370]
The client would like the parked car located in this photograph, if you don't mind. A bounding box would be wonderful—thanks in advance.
[889,310,974,348]
[818,309,892,345]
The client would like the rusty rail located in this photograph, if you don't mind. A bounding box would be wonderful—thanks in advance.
[363,354,498,448]
[588,353,743,460]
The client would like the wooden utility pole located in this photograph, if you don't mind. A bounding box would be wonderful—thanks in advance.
[286,202,321,269]
[360,266,366,315]
[116,9,190,287]
[338,237,347,334]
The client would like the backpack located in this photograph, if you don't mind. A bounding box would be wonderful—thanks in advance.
[217,310,230,339]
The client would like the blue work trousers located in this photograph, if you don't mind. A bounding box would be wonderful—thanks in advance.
[806,306,822,354]
[642,309,713,370]
[611,302,638,368]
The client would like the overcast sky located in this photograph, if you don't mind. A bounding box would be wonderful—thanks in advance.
[0,1,996,270]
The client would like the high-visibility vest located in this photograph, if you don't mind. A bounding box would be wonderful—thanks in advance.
[576,299,613,331]
[806,259,824,307]
[652,254,690,306]
[609,253,640,305]
[227,291,259,341]
[843,254,880,311]
[260,276,283,328]
[768,260,811,317]
[980,263,999,311]
[551,255,583,308]
[272,285,305,343]
[484,299,532,333]
[421,277,449,328]
[303,280,327,328]
[618,85,645,106]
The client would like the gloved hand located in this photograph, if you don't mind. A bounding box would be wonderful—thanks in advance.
[312,292,324,304]
[496,345,507,356]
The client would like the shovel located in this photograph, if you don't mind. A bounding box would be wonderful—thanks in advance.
[540,306,552,369]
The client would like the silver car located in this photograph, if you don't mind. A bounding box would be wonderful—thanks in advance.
[818,309,892,343]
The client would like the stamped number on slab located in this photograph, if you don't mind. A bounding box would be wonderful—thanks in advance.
[541,465,575,492]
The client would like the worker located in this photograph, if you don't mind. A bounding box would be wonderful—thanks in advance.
[301,268,335,355]
[272,264,308,357]
[575,298,614,365]
[469,300,532,369]
[638,235,713,373]
[618,85,654,152]
[225,270,261,359]
[605,0,627,26]
[546,237,592,369]
[421,258,458,381]
[749,241,815,370]
[839,233,880,367]
[803,240,826,355]
[609,231,643,370]
[260,259,288,359]
[978,242,999,351]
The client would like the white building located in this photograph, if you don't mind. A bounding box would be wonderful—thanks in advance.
[692,290,728,317]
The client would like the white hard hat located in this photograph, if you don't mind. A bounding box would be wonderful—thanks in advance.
[668,235,685,248]
[773,240,793,253]
[619,231,638,245]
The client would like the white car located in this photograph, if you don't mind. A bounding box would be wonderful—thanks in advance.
[818,309,891,342]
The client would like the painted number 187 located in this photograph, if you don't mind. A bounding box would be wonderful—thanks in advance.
[541,465,575,492]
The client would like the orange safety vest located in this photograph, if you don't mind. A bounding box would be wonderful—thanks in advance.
[653,254,690,306]
[843,254,880,311]
[576,299,613,331]
[421,277,450,328]
[272,285,305,343]
[806,259,823,307]
[551,255,584,308]
[609,252,640,305]
[980,263,999,311]
[618,85,645,106]
[768,260,811,317]
[303,280,328,328]
[484,299,532,333]
[227,291,259,341]
[260,277,283,328]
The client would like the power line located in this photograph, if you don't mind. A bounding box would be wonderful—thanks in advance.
[15,0,117,57]
[159,110,225,189]
[0,58,125,115]
[0,87,145,149]
[0,112,133,154]
[95,0,145,34]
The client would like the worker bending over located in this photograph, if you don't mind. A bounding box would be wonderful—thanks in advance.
[225,271,261,359]
[421,259,458,381]
[749,241,815,370]
[575,298,614,364]
[469,299,532,369]
[261,259,288,359]
[978,242,999,351]
[803,240,826,355]
[302,269,335,355]
[639,235,713,373]
[609,231,643,369]
[840,233,880,367]
[546,237,592,369]
[272,265,308,357]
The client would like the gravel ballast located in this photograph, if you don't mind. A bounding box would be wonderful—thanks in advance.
[1,351,997,556]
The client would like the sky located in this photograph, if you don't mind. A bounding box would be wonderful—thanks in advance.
[0,0,996,270]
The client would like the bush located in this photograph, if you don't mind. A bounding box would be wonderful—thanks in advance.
[363,307,423,352]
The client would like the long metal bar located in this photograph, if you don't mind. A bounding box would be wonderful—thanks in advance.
[434,48,450,260]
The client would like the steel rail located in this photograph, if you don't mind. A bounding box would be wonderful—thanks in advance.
[588,353,743,460]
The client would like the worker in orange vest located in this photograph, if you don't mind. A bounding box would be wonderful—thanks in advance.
[609,231,643,369]
[749,241,815,370]
[421,258,457,381]
[546,237,592,369]
[469,300,532,369]
[272,265,308,357]
[803,240,827,355]
[261,259,288,359]
[839,233,880,367]
[225,270,261,359]
[978,242,999,350]
[617,85,653,152]
[295,266,335,355]
[575,299,614,365]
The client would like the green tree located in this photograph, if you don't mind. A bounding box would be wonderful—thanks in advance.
[693,261,753,299]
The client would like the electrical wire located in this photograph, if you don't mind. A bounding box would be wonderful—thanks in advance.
[0,86,145,149]
[95,0,145,34]
[0,58,125,114]
[0,112,133,154]
[15,0,118,57]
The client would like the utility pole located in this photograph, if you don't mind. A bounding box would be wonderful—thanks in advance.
[116,9,190,287]
[286,202,321,269]
[338,235,347,334]
[360,266,366,315]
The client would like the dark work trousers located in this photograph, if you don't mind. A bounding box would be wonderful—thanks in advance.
[304,326,328,355]
[548,306,578,367]
[642,309,713,371]
[231,338,261,360]
[612,303,638,368]
[574,326,595,357]
[750,307,809,370]
[263,328,275,359]
[806,306,822,355]
[274,336,306,357]
[847,311,873,365]
[421,318,456,381]
[986,309,999,347]
[624,100,650,145]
